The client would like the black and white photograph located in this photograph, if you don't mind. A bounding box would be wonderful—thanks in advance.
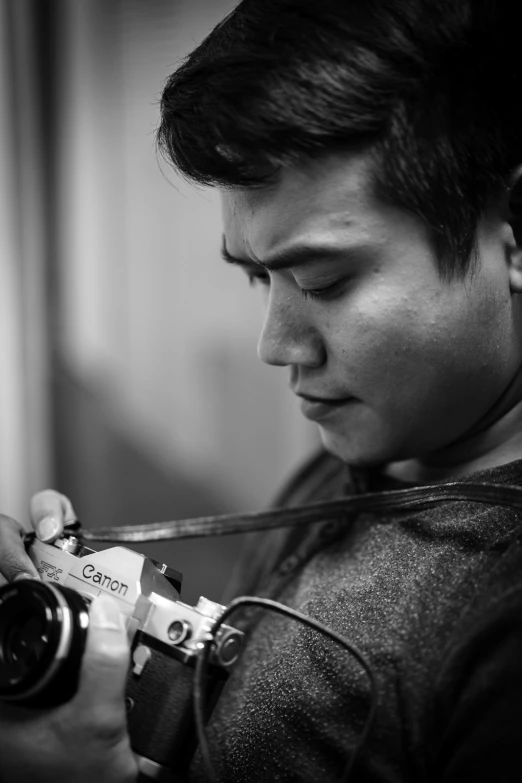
[0,1,521,781]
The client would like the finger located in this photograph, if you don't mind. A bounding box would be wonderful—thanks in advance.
[77,595,130,721]
[29,490,78,543]
[0,514,40,581]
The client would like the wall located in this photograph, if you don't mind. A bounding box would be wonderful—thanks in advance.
[0,0,52,520]
[51,0,319,604]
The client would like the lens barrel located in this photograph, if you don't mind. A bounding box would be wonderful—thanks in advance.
[0,580,89,707]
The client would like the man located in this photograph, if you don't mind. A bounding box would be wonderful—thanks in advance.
[1,0,522,780]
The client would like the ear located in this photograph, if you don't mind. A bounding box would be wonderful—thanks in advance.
[506,166,522,293]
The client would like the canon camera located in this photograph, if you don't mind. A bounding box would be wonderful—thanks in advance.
[0,532,244,782]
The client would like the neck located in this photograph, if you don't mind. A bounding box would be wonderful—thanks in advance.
[386,365,522,484]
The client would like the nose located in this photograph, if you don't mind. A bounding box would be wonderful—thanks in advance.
[257,284,326,368]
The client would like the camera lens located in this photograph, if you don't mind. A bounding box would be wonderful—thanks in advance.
[3,611,48,672]
[0,580,89,707]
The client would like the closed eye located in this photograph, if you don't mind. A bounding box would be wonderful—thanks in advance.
[246,269,348,301]
[238,256,349,303]
[300,280,345,301]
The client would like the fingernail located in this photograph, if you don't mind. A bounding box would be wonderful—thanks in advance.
[36,516,60,543]
[13,572,38,582]
[90,594,125,632]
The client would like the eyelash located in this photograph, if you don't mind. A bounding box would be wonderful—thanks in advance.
[300,288,333,301]
[247,272,341,302]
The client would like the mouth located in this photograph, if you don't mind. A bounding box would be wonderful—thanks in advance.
[296,393,355,421]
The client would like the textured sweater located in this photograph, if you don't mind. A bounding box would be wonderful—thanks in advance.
[189,451,522,782]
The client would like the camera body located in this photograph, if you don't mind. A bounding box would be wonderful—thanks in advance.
[0,534,243,782]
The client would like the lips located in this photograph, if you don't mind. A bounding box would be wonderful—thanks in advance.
[296,393,354,421]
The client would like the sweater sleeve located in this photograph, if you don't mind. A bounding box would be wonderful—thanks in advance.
[432,586,522,782]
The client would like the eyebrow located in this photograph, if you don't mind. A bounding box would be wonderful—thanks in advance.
[221,236,361,272]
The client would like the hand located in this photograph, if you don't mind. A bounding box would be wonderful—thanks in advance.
[0,492,137,782]
[0,593,138,783]
[0,489,77,585]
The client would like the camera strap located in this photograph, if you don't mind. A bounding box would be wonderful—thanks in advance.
[79,480,522,543]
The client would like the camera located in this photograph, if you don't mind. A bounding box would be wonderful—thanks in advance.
[0,532,244,782]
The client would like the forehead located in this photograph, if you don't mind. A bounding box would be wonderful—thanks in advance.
[221,152,383,260]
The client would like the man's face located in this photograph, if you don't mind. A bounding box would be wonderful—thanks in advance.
[221,153,522,466]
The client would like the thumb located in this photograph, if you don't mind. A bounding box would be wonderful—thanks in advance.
[77,594,130,710]
[30,489,78,543]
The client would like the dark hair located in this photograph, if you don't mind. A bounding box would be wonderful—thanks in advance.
[157,0,522,276]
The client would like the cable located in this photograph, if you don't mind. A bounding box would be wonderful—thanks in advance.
[193,596,378,783]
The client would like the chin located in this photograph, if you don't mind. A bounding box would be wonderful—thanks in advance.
[319,427,398,468]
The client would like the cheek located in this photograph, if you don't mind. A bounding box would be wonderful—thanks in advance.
[329,284,510,417]
[317,289,513,462]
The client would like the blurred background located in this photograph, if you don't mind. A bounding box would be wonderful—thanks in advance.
[0,0,318,604]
